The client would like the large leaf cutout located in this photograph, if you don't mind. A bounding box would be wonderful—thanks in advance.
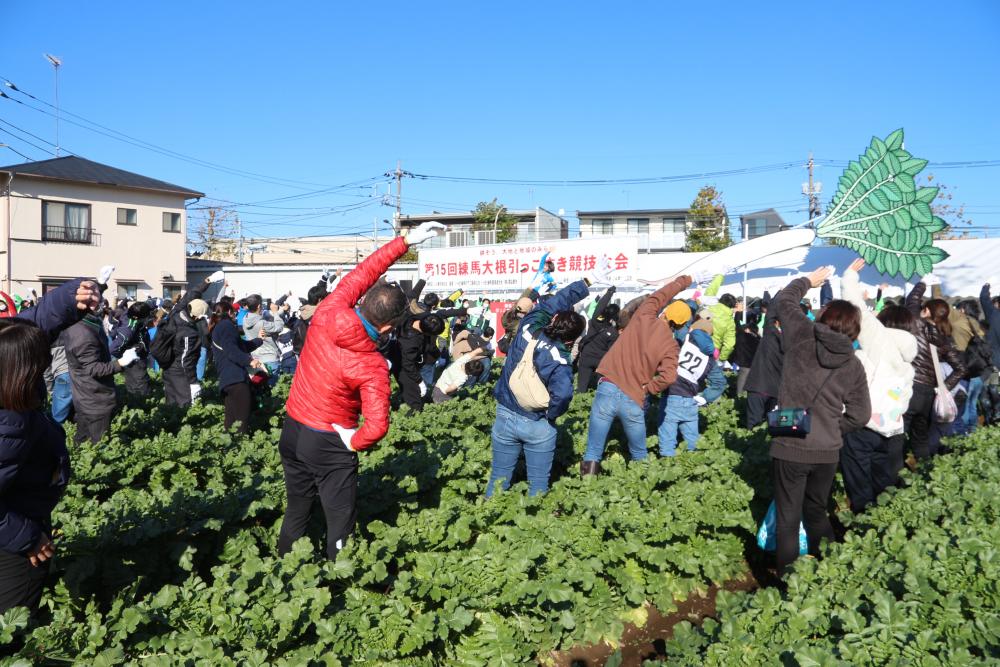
[816,129,949,279]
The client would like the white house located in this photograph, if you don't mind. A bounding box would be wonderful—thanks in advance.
[0,156,203,299]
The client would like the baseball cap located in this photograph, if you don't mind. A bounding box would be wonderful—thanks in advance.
[664,301,692,326]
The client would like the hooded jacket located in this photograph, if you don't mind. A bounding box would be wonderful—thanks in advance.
[211,317,263,391]
[905,282,964,390]
[843,269,917,437]
[243,312,283,364]
[769,277,871,464]
[286,237,409,450]
[494,280,590,422]
[704,275,736,360]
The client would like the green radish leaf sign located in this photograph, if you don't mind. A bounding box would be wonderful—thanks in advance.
[816,129,949,279]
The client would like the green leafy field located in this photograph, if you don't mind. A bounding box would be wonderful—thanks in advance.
[3,377,998,665]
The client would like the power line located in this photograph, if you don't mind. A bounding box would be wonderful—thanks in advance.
[0,143,33,161]
[0,75,342,190]
[0,125,56,157]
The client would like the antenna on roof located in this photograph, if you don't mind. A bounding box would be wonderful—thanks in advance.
[43,54,62,156]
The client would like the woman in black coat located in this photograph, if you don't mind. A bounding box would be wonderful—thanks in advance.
[0,278,100,613]
[210,303,262,433]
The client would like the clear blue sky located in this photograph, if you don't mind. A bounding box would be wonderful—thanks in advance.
[2,1,998,239]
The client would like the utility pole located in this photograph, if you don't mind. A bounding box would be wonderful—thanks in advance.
[802,153,823,222]
[44,54,62,157]
[393,160,403,237]
[236,215,244,264]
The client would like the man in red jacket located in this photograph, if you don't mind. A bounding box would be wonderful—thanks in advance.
[278,221,444,559]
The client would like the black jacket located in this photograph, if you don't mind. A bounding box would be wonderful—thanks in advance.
[64,315,121,416]
[769,278,870,464]
[980,284,1000,369]
[906,283,965,389]
[211,318,262,391]
[745,308,783,397]
[731,326,761,368]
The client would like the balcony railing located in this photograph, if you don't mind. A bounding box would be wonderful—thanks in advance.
[42,225,100,245]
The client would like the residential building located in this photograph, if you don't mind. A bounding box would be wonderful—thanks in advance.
[397,207,569,249]
[0,156,203,299]
[577,208,731,252]
[197,234,396,265]
[739,208,788,240]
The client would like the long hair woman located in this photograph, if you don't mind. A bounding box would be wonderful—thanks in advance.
[209,302,262,433]
[0,279,99,613]
[903,282,965,460]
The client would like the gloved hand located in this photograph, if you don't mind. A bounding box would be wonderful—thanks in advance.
[405,221,446,246]
[118,348,139,367]
[922,272,941,287]
[693,395,707,407]
[207,270,225,283]
[98,265,115,285]
[189,384,202,402]
[691,270,712,287]
[332,423,357,451]
[586,255,613,287]
[419,381,428,398]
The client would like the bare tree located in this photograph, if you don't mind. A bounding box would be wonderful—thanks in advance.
[187,203,239,259]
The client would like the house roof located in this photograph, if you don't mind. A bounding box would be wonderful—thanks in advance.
[398,210,540,227]
[0,156,204,198]
[577,208,692,217]
[739,208,786,222]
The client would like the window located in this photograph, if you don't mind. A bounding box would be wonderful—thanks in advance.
[627,217,650,235]
[42,200,91,243]
[42,281,66,295]
[662,217,686,234]
[592,218,613,235]
[162,212,181,233]
[117,283,138,300]
[163,285,182,300]
[117,207,137,226]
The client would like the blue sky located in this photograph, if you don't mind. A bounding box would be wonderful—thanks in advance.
[2,1,998,240]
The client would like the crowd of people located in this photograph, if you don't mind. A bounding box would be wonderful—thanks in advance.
[3,221,999,613]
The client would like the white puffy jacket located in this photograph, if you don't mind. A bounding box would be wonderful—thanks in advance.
[842,269,918,437]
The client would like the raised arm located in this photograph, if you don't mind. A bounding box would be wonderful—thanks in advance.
[15,278,90,340]
[323,237,409,313]
[842,260,883,350]
[772,271,827,345]
[590,286,617,322]
[905,281,927,318]
[635,276,693,323]
[981,284,995,319]
[704,274,724,297]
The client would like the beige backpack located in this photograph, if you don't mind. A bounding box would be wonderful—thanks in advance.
[510,335,550,410]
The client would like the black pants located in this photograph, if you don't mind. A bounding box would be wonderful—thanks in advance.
[0,550,47,614]
[746,392,777,428]
[841,428,902,513]
[399,368,425,412]
[577,365,600,393]
[163,364,192,407]
[771,457,838,575]
[73,410,114,445]
[904,383,935,459]
[223,382,252,433]
[277,416,358,560]
[123,363,152,397]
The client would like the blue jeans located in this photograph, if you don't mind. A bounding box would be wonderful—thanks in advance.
[583,380,649,462]
[486,404,557,497]
[196,347,207,381]
[657,394,699,456]
[420,363,436,388]
[464,356,492,387]
[963,376,983,433]
[51,372,73,423]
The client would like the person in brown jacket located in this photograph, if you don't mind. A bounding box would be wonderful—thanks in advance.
[580,275,692,473]
[769,267,871,576]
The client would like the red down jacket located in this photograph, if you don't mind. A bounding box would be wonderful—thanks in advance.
[285,236,408,451]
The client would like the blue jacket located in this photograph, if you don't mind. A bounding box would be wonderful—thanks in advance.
[668,329,727,403]
[494,280,590,422]
[1,280,83,554]
[211,317,262,391]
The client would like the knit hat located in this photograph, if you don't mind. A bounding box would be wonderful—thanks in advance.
[690,318,714,336]
[188,298,209,319]
[663,300,692,326]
